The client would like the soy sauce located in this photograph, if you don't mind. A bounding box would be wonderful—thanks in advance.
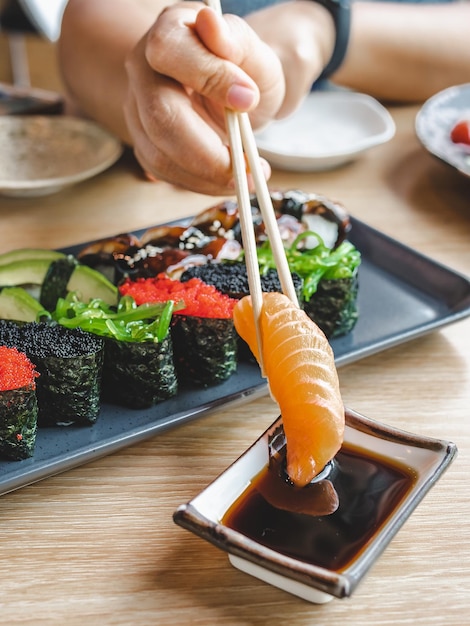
[221,444,416,571]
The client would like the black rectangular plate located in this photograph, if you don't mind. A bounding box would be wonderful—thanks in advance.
[1,217,469,496]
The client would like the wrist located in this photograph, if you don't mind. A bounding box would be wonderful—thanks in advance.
[312,0,351,80]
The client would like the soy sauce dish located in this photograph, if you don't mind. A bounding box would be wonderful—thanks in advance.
[173,408,456,604]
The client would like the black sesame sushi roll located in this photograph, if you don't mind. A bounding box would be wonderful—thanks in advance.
[0,346,39,461]
[180,261,304,303]
[10,322,104,427]
[179,262,304,364]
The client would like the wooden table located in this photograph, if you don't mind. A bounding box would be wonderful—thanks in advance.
[1,34,470,626]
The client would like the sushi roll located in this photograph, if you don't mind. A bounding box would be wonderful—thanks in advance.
[179,262,304,362]
[302,273,359,339]
[0,320,104,427]
[119,274,238,387]
[0,346,39,461]
[180,261,304,302]
[256,234,361,339]
[101,333,177,409]
[49,292,178,410]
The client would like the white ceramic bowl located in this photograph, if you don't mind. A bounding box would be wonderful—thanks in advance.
[415,83,470,178]
[255,91,396,172]
[0,116,122,197]
[174,408,456,603]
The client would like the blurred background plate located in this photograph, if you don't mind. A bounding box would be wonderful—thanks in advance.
[415,83,470,178]
[0,115,123,197]
[255,91,395,172]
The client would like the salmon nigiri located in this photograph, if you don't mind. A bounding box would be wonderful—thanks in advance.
[233,292,344,487]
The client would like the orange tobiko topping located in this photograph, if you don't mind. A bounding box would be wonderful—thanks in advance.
[119,274,237,319]
[0,346,39,391]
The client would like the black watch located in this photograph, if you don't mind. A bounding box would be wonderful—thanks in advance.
[314,0,351,80]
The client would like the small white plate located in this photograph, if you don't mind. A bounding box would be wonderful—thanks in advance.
[415,83,470,178]
[174,408,456,603]
[0,116,123,198]
[255,91,396,172]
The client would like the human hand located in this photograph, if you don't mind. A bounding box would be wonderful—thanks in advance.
[123,2,285,195]
[245,1,335,118]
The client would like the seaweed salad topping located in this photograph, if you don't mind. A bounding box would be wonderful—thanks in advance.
[255,232,361,302]
[50,292,176,343]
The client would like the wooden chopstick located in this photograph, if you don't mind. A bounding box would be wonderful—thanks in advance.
[204,0,299,375]
[238,113,299,306]
[224,109,266,374]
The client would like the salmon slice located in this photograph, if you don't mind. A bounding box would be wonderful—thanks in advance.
[233,292,344,487]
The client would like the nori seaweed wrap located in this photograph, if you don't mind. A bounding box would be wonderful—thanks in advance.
[179,262,304,363]
[171,314,237,387]
[303,272,359,339]
[40,255,77,311]
[0,320,104,426]
[101,334,177,409]
[0,346,39,461]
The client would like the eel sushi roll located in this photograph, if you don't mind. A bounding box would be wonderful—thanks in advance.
[101,333,177,409]
[119,274,238,387]
[0,321,104,427]
[0,346,39,461]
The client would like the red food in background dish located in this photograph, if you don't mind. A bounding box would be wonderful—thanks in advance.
[450,120,470,145]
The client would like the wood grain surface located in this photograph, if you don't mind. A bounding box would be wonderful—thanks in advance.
[0,33,469,626]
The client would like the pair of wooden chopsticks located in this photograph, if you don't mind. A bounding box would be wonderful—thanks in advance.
[205,0,299,374]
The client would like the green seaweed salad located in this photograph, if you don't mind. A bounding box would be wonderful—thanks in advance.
[49,292,178,343]
[256,232,361,300]
[246,232,361,338]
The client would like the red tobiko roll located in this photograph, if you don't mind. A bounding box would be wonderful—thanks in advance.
[119,274,237,319]
[0,346,39,391]
[119,274,238,387]
[0,346,39,461]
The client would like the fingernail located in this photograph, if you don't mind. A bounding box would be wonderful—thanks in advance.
[227,84,257,110]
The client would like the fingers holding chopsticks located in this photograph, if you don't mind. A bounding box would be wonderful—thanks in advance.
[122,2,279,195]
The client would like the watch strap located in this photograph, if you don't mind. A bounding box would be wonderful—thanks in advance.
[314,0,351,79]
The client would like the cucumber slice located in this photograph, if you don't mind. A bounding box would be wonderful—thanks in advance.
[0,248,65,267]
[0,287,46,322]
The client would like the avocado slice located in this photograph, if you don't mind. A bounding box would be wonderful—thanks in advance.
[0,287,46,322]
[0,255,118,312]
[67,264,118,306]
[0,248,65,267]
[0,258,53,288]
